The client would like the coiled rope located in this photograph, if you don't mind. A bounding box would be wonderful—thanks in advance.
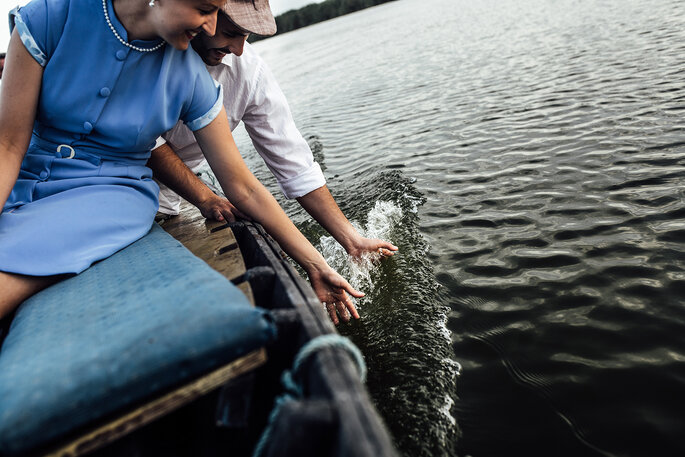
[252,334,366,457]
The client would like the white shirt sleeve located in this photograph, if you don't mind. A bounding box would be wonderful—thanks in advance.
[241,59,326,199]
[153,136,167,149]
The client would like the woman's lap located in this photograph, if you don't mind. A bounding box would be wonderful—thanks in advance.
[0,156,159,276]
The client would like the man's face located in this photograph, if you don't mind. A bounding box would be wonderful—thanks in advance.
[191,13,249,66]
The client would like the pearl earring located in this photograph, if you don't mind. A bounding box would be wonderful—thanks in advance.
[148,0,155,6]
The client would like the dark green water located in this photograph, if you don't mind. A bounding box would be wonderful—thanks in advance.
[231,0,685,455]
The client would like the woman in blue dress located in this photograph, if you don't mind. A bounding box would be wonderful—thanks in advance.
[0,0,363,322]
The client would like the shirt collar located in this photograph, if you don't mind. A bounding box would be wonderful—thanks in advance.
[221,53,236,67]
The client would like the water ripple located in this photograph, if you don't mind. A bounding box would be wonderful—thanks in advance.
[251,0,685,455]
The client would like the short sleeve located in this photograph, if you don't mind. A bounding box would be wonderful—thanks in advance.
[9,0,69,67]
[182,72,224,132]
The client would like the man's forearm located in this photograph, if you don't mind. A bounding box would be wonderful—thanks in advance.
[147,143,216,209]
[296,186,360,250]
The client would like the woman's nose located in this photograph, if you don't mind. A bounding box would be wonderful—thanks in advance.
[202,12,218,36]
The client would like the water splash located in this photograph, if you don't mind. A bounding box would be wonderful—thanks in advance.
[313,172,461,457]
[191,162,461,456]
[318,200,404,298]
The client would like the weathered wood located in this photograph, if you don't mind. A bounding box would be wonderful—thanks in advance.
[160,204,399,456]
[45,349,267,457]
[237,222,399,456]
[159,201,247,282]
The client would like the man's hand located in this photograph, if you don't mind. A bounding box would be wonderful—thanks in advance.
[197,193,250,222]
[345,236,398,259]
[307,265,364,326]
[296,186,398,260]
[148,143,248,223]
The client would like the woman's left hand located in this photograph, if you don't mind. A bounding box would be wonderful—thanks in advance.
[307,266,364,325]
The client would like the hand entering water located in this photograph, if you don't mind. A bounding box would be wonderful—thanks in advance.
[307,265,364,325]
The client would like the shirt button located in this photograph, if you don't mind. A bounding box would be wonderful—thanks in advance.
[116,50,127,60]
[99,87,111,97]
[39,170,49,180]
[83,122,93,132]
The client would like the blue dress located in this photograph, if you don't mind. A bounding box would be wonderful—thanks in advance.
[0,0,223,276]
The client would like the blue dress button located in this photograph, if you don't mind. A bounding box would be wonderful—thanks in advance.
[39,170,49,180]
[116,50,127,60]
[83,122,93,132]
[99,87,111,97]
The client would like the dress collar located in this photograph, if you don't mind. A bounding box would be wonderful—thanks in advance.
[104,0,164,49]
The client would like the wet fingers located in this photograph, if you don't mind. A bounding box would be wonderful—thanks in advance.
[324,302,339,326]
[335,301,351,323]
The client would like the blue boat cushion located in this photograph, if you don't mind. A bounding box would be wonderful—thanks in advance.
[0,224,276,455]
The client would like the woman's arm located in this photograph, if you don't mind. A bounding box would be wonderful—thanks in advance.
[0,29,43,211]
[193,108,363,324]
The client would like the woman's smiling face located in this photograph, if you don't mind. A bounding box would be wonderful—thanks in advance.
[152,0,226,50]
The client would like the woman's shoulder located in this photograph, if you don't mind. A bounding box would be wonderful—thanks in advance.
[12,0,80,23]
[11,0,100,46]
[10,0,72,67]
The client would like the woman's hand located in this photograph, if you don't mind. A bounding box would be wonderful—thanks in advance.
[194,112,365,326]
[307,265,364,325]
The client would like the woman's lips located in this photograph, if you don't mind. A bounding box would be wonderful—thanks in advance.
[185,30,199,40]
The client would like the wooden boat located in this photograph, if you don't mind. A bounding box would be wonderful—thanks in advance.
[0,201,398,457]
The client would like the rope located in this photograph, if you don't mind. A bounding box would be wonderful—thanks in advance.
[252,334,366,457]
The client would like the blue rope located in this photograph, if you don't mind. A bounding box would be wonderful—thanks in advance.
[252,334,366,457]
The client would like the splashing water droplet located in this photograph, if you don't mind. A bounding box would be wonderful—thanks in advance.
[318,200,404,302]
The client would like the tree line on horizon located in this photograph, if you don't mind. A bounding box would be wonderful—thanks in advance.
[249,0,396,42]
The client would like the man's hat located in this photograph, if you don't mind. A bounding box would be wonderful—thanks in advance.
[222,0,277,36]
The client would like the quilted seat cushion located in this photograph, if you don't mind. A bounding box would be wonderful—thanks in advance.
[0,223,276,455]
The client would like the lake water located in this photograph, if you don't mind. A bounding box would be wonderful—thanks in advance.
[233,0,685,455]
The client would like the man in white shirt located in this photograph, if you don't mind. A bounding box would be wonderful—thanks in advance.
[150,11,397,261]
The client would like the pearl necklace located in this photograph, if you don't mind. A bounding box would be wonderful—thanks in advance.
[102,0,165,53]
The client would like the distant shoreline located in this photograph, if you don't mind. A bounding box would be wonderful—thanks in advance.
[250,0,396,42]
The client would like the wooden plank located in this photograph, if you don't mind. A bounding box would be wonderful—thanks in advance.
[45,349,267,457]
[159,201,247,282]
[237,223,399,456]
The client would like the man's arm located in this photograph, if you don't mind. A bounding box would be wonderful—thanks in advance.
[239,53,397,258]
[147,143,247,222]
[297,186,398,258]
